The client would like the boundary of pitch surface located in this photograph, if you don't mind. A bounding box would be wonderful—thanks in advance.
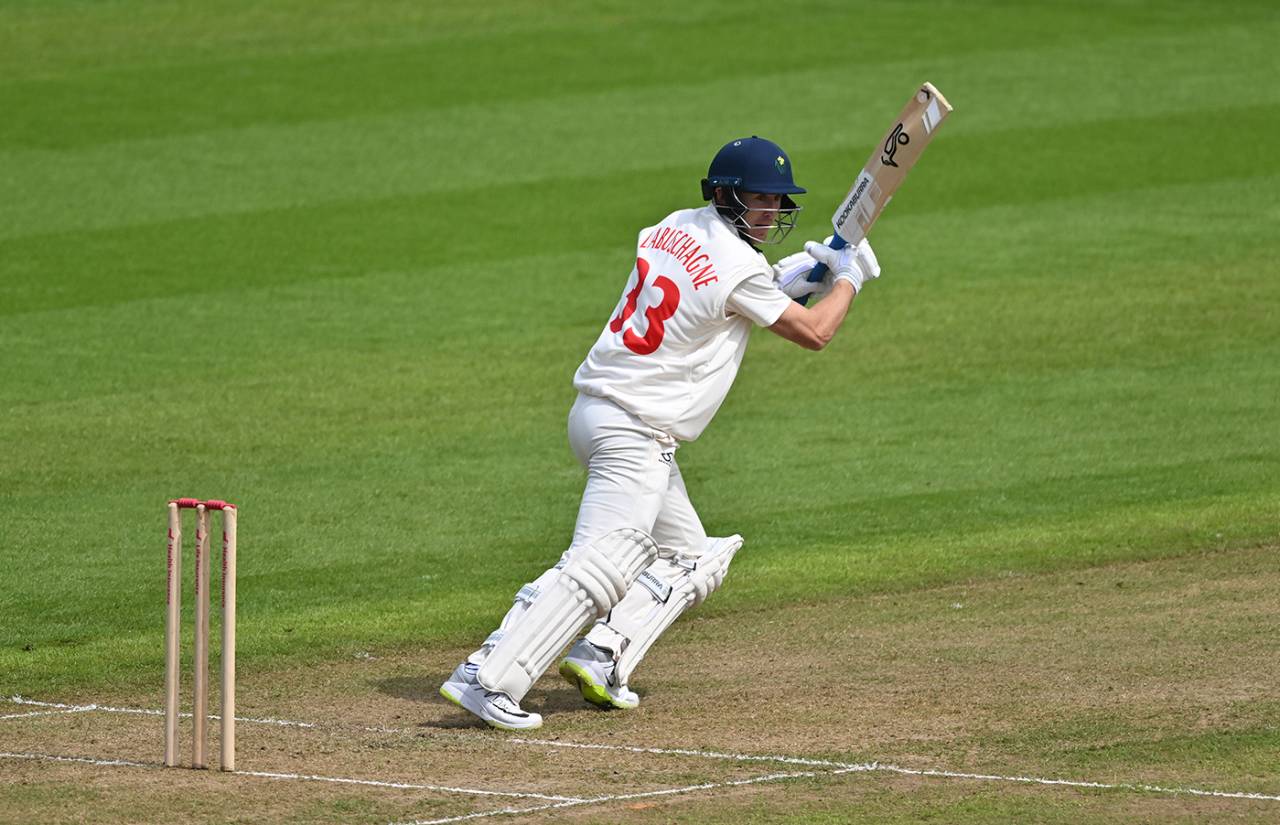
[4,695,1279,825]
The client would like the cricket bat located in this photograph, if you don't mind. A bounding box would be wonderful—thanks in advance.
[800,82,953,300]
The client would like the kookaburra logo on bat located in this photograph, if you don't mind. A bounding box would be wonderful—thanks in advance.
[797,82,952,303]
[882,122,910,167]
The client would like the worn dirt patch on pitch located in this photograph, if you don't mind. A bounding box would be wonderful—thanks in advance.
[3,544,1277,823]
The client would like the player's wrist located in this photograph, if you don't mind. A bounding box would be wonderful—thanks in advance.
[830,276,859,295]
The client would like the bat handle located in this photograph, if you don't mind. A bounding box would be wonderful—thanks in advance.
[795,234,849,306]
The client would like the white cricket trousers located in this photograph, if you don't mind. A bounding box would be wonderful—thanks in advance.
[565,393,707,560]
[467,393,707,668]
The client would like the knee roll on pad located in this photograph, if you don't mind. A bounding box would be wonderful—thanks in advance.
[688,537,738,607]
[588,534,743,686]
[476,528,657,700]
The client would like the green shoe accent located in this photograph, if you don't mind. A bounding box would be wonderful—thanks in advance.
[440,686,461,708]
[559,659,619,709]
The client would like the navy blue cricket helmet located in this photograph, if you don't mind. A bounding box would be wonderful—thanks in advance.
[700,136,806,200]
[701,136,805,245]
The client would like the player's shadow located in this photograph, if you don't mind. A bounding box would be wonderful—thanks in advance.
[372,675,636,730]
[373,675,434,703]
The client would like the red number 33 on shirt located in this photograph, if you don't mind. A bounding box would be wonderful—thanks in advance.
[608,256,681,355]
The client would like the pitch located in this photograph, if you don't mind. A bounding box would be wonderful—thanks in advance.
[1,1,1277,822]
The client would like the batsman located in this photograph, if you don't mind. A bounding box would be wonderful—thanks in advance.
[441,136,882,730]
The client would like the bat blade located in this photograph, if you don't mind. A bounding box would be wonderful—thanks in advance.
[803,82,954,292]
[831,81,952,246]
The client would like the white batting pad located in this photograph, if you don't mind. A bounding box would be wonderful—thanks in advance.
[587,534,743,685]
[477,528,658,700]
[468,571,558,664]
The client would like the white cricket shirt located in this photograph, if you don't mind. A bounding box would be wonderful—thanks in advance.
[573,206,791,442]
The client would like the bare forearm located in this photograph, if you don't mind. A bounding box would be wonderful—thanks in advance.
[807,281,856,348]
[767,281,856,350]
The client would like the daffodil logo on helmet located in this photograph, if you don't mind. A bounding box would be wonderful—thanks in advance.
[775,155,786,174]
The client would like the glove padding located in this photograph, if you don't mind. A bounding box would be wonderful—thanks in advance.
[772,250,831,300]
[803,239,881,294]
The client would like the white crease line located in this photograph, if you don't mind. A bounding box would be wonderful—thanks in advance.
[392,767,865,825]
[514,739,1280,803]
[237,768,582,801]
[877,765,1280,803]
[0,752,149,769]
[394,760,1280,825]
[0,708,96,721]
[0,752,582,803]
[513,737,849,769]
[6,695,312,728]
[9,695,1280,805]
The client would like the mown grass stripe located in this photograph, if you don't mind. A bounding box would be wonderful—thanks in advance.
[0,20,1273,241]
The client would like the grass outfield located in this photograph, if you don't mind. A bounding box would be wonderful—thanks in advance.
[1,1,1277,822]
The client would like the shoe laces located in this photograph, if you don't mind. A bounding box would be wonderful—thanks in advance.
[485,691,521,713]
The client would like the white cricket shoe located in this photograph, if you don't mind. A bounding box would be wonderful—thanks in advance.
[439,662,543,731]
[558,639,639,710]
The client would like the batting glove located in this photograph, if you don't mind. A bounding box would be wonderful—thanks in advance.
[772,249,830,300]
[804,239,881,294]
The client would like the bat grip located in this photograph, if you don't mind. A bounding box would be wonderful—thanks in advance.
[795,234,849,306]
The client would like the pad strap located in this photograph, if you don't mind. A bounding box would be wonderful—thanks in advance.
[476,528,657,700]
[587,534,742,685]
